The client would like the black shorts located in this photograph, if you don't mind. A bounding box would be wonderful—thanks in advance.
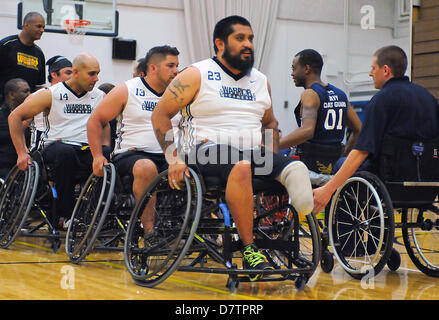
[184,142,295,185]
[112,150,168,181]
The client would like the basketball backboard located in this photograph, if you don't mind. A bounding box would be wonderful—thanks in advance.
[17,0,119,37]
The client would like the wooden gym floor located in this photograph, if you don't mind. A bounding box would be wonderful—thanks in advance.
[1,226,438,301]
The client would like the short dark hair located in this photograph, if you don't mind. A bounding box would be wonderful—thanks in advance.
[374,45,407,77]
[98,83,115,94]
[144,45,179,74]
[213,15,251,53]
[295,49,324,75]
[4,78,28,96]
[23,12,44,24]
[136,58,146,75]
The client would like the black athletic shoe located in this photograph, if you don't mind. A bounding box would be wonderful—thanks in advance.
[241,243,273,281]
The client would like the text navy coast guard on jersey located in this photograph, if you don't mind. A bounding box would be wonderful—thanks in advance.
[180,57,270,152]
[43,81,104,145]
[113,77,181,155]
[295,83,348,145]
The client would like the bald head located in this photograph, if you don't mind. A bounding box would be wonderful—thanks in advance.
[68,53,100,92]
[73,53,99,70]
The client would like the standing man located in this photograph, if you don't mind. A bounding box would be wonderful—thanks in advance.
[87,45,180,238]
[9,53,111,227]
[0,12,46,102]
[29,55,73,149]
[152,16,314,281]
[280,49,362,177]
[0,78,30,179]
[313,45,439,213]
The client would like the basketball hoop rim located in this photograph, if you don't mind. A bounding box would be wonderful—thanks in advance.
[64,19,91,27]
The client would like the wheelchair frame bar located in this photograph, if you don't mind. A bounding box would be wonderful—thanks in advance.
[385,181,439,187]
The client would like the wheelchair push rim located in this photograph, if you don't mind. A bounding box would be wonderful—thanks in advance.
[65,163,116,263]
[0,162,40,248]
[124,167,202,287]
[402,207,439,277]
[328,171,394,278]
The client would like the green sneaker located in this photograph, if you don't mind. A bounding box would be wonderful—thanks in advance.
[241,244,273,281]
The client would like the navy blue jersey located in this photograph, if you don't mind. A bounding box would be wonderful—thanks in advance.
[295,83,348,144]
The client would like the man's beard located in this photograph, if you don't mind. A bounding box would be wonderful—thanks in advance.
[222,45,254,75]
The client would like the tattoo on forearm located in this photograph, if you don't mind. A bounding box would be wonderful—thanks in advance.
[173,80,189,93]
[301,106,318,120]
[167,80,190,104]
[155,128,174,152]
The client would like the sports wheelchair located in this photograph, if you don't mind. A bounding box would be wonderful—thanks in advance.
[0,149,89,252]
[122,166,322,292]
[324,135,439,279]
[65,163,135,263]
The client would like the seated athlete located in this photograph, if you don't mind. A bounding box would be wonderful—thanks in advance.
[313,45,439,213]
[87,45,181,239]
[279,49,361,182]
[0,78,31,179]
[27,55,73,150]
[152,16,314,281]
[9,52,111,228]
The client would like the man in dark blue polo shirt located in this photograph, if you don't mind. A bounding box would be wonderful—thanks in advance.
[313,45,439,213]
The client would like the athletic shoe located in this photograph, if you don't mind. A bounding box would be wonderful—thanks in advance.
[241,243,273,281]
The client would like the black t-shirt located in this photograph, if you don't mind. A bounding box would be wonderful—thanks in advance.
[354,76,439,160]
[0,103,17,168]
[0,35,46,100]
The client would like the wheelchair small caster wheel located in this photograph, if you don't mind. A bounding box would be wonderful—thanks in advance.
[321,250,334,273]
[226,278,239,293]
[294,276,308,291]
[51,231,60,253]
[387,248,401,271]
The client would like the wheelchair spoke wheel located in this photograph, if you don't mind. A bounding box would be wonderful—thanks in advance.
[328,171,394,279]
[402,207,439,277]
[124,167,202,287]
[256,192,321,274]
[66,164,116,263]
[0,162,39,248]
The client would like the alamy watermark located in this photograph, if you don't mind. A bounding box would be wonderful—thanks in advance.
[164,128,277,176]
[60,265,75,290]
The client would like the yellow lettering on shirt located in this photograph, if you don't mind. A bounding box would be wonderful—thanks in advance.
[16,52,39,70]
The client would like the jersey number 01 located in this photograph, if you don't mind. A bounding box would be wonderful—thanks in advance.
[324,108,343,130]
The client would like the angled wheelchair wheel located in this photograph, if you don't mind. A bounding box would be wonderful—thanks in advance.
[256,191,321,278]
[65,164,116,263]
[124,167,202,288]
[328,171,395,279]
[0,162,40,248]
[402,207,439,277]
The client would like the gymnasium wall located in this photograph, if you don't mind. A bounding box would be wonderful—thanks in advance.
[0,0,411,133]
[412,0,439,102]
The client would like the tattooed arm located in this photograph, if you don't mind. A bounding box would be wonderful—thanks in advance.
[152,66,201,189]
[279,89,320,149]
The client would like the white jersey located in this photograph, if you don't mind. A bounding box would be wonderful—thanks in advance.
[180,58,271,152]
[113,77,181,155]
[32,88,48,131]
[43,82,104,146]
[29,87,49,149]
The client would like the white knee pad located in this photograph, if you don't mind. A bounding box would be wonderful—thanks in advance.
[276,161,314,216]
